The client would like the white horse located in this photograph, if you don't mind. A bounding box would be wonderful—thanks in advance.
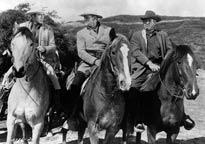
[6,26,49,144]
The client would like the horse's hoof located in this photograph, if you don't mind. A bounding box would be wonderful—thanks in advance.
[47,131,54,137]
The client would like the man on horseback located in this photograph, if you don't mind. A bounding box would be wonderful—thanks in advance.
[1,5,62,109]
[62,13,117,130]
[129,10,195,132]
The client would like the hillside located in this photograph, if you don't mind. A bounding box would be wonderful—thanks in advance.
[62,15,205,69]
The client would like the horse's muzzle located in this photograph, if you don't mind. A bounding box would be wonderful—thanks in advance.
[186,87,199,100]
[12,66,25,78]
[118,74,131,91]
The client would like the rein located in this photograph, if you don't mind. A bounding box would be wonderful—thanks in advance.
[18,60,41,106]
[159,74,185,99]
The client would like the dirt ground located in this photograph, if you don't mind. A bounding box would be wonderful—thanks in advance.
[0,69,205,144]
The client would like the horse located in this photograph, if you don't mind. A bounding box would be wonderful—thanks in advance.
[6,26,50,144]
[62,35,132,144]
[126,43,199,144]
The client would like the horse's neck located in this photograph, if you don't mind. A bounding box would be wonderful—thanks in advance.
[98,60,117,95]
[161,64,182,99]
[25,57,40,80]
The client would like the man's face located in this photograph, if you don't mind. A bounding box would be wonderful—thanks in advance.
[86,16,98,28]
[143,19,156,31]
[35,13,45,24]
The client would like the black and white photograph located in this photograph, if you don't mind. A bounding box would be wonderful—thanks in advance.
[0,0,204,143]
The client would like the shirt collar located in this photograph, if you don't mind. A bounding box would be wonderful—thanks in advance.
[87,23,100,33]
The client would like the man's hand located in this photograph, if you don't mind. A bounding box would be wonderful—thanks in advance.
[37,46,46,53]
[94,59,101,66]
[146,61,160,72]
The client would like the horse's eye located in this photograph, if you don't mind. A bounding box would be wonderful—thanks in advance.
[177,61,182,65]
[30,43,33,47]
[111,51,115,55]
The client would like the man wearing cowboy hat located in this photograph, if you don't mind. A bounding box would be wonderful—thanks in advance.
[129,10,195,132]
[2,5,62,109]
[62,13,117,130]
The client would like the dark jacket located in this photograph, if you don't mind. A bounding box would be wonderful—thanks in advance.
[130,29,173,87]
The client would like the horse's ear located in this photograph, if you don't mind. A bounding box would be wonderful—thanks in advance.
[13,21,19,34]
[170,39,178,57]
[170,39,177,50]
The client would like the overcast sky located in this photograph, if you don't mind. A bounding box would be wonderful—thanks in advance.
[1,0,205,22]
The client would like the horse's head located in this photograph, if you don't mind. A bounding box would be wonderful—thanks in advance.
[11,26,34,78]
[161,44,199,100]
[102,34,131,91]
[173,45,199,100]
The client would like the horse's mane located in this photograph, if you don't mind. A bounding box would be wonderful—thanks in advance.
[160,44,194,79]
[89,34,129,83]
[14,27,33,41]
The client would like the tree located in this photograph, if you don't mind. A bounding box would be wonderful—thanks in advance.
[14,2,30,13]
[0,10,27,50]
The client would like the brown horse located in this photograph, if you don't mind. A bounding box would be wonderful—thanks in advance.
[126,43,199,144]
[62,35,131,144]
[6,27,50,144]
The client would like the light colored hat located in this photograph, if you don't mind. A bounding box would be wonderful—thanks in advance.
[26,4,47,15]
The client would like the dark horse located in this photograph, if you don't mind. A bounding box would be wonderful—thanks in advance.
[62,35,132,144]
[0,49,12,119]
[129,43,199,144]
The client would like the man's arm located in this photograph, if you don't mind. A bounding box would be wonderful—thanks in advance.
[77,32,98,65]
[130,32,149,65]
[164,32,173,59]
[44,29,56,54]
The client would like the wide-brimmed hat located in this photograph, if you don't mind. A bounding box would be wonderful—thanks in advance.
[26,5,47,15]
[80,13,103,20]
[140,10,161,22]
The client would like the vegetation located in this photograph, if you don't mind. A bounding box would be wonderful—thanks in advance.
[0,3,205,69]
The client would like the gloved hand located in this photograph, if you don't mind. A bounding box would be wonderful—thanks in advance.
[146,61,160,72]
[94,59,101,66]
[37,46,46,53]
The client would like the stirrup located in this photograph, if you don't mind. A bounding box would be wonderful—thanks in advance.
[134,123,145,133]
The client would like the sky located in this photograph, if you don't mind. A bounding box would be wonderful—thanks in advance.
[1,0,205,22]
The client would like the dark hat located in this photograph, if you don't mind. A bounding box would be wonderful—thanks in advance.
[80,13,103,20]
[140,10,161,22]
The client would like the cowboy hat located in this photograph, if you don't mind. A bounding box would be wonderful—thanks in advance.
[80,13,103,20]
[26,4,47,15]
[140,10,161,22]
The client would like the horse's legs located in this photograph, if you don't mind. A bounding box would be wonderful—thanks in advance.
[166,131,179,144]
[136,132,141,144]
[103,126,119,144]
[6,114,17,144]
[122,123,127,144]
[61,128,68,144]
[31,120,44,144]
[88,121,99,144]
[147,127,157,144]
[78,122,86,144]
[45,106,54,137]
[0,101,4,118]
[19,122,28,144]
